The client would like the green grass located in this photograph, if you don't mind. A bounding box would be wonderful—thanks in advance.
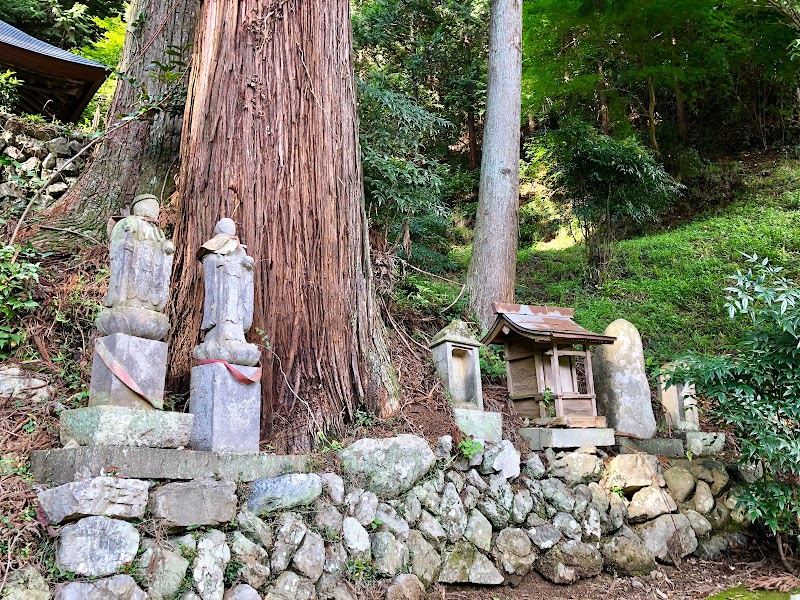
[513,157,800,367]
[705,585,797,600]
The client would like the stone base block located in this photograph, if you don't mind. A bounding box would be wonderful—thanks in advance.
[89,333,167,410]
[30,447,309,485]
[60,406,194,448]
[519,427,615,450]
[190,363,260,453]
[454,408,502,443]
[676,431,726,456]
[613,436,685,457]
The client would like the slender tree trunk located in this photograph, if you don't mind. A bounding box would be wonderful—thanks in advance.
[598,62,610,135]
[168,0,399,451]
[39,0,198,239]
[646,75,660,156]
[675,81,688,142]
[465,0,521,331]
[467,109,479,170]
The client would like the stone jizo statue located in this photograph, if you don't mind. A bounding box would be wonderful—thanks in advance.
[96,194,174,340]
[193,218,260,366]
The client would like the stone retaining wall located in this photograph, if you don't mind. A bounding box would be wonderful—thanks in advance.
[0,113,88,212]
[9,434,752,600]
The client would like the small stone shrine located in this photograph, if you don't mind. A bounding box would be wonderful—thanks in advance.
[658,361,699,432]
[430,320,502,442]
[482,303,616,449]
[58,195,195,449]
[189,218,262,453]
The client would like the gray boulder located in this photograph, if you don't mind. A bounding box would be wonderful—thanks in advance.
[511,489,534,524]
[527,520,563,551]
[137,540,190,599]
[370,532,408,576]
[534,540,603,585]
[663,466,695,503]
[475,497,509,529]
[416,510,447,550]
[248,473,322,514]
[548,451,602,486]
[439,482,467,541]
[54,575,146,600]
[230,532,271,589]
[553,512,581,541]
[271,512,308,572]
[692,480,715,515]
[438,540,504,585]
[522,453,546,479]
[339,435,435,497]
[603,454,665,493]
[464,508,492,552]
[694,532,748,560]
[540,478,575,512]
[292,530,326,582]
[627,486,677,523]
[193,529,230,600]
[223,585,260,600]
[493,528,536,575]
[315,501,344,539]
[601,534,656,576]
[265,571,316,600]
[635,513,698,564]
[480,441,520,479]
[2,566,50,600]
[38,477,150,524]
[406,530,441,587]
[342,516,371,561]
[683,509,712,537]
[237,508,273,550]
[149,479,237,530]
[320,472,345,505]
[56,516,139,577]
[376,503,410,542]
[386,574,425,600]
[593,319,657,438]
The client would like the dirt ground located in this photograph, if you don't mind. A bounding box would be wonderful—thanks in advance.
[438,543,798,600]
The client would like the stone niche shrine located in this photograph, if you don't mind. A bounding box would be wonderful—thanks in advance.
[430,320,502,442]
[189,218,262,454]
[482,303,616,449]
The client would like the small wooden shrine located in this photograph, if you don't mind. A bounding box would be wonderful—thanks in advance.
[482,303,616,428]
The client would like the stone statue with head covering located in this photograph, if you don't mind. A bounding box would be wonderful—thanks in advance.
[96,194,174,340]
[192,218,260,366]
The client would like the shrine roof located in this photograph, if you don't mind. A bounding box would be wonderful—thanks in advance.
[482,303,616,346]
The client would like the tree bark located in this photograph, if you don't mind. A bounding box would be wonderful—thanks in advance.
[168,0,400,450]
[598,62,610,135]
[465,0,521,331]
[646,75,660,156]
[675,81,688,142]
[467,109,479,170]
[40,0,198,238]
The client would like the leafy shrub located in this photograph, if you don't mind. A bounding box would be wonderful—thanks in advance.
[523,119,682,280]
[0,244,42,357]
[670,255,800,549]
[0,70,22,109]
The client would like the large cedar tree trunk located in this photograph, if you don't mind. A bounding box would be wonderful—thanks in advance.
[42,0,198,236]
[465,0,521,330]
[169,0,399,450]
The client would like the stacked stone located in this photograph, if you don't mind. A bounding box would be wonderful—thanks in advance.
[0,114,89,210]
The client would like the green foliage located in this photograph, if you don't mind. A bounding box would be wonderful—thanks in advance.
[0,70,22,109]
[457,438,483,460]
[671,255,800,539]
[524,120,682,278]
[478,345,505,383]
[0,0,125,49]
[0,244,42,358]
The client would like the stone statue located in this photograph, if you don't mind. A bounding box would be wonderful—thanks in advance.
[96,195,174,340]
[193,218,260,366]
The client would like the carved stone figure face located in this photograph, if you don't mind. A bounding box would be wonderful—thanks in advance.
[215,218,236,236]
[132,197,160,220]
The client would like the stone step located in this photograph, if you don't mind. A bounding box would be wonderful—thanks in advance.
[31,447,308,485]
[518,427,615,450]
[613,436,685,457]
[60,405,193,448]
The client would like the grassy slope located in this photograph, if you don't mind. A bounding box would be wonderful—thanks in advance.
[504,157,800,367]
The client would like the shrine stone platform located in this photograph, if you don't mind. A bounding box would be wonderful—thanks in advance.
[613,436,685,457]
[30,447,309,485]
[519,427,615,450]
[454,407,502,442]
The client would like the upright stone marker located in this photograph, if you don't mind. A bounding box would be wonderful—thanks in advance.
[89,195,174,410]
[658,362,699,431]
[592,319,656,438]
[430,321,502,442]
[190,218,261,453]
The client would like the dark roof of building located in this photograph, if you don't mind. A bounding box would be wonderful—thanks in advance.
[482,303,616,346]
[0,20,108,70]
[0,19,109,122]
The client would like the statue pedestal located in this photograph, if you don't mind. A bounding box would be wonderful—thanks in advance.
[89,334,167,410]
[60,406,193,448]
[189,363,261,453]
